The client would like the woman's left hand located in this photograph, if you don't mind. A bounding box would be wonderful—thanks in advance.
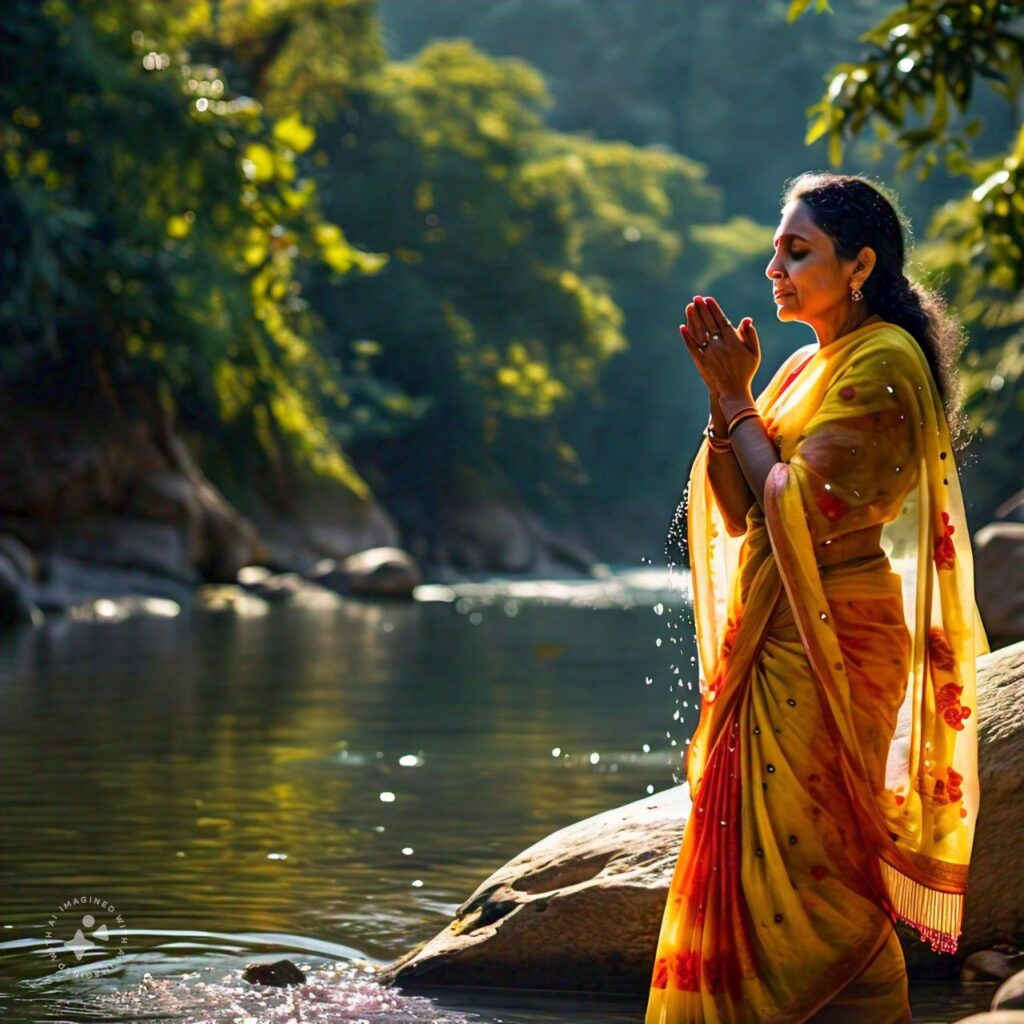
[681,295,761,400]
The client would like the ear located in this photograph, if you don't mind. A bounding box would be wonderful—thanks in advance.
[851,245,877,290]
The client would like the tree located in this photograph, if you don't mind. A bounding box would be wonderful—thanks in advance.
[796,0,1024,515]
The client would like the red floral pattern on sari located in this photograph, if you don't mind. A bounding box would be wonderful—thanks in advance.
[935,681,971,730]
[814,487,848,521]
[649,950,710,992]
[927,627,956,671]
[933,512,956,570]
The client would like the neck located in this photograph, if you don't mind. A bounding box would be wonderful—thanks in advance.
[813,303,877,349]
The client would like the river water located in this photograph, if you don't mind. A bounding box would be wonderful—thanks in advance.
[0,568,996,1022]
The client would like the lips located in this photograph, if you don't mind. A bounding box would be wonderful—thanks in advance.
[773,291,793,301]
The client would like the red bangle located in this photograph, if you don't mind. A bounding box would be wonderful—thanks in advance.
[726,407,760,435]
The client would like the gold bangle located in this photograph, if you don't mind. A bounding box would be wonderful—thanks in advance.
[726,407,760,435]
[703,417,732,452]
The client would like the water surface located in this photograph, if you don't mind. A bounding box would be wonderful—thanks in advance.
[0,569,996,1021]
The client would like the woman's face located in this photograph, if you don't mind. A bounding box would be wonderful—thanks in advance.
[765,199,861,324]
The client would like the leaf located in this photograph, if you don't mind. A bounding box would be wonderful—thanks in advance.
[828,132,843,167]
[787,0,813,22]
[273,113,316,154]
[243,143,275,182]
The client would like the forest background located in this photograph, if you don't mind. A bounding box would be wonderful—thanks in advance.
[3,0,1021,582]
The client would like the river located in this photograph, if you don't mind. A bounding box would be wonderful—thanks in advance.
[0,567,996,1022]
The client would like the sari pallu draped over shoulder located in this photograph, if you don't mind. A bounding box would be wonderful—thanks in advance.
[646,317,989,1024]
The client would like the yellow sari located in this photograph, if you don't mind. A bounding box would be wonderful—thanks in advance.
[646,316,989,1023]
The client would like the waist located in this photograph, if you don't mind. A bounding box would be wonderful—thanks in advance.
[815,523,885,569]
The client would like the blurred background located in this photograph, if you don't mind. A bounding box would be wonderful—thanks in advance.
[2,0,1022,610]
[1,3,1022,1021]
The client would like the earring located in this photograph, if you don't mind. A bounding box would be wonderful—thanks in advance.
[851,285,863,302]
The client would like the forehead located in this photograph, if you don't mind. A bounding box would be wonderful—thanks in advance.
[773,200,823,246]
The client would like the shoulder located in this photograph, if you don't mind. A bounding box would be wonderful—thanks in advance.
[839,320,927,380]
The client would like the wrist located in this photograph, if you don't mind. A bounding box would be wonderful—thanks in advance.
[718,389,756,422]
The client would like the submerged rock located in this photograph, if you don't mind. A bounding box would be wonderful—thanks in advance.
[376,641,1024,995]
[242,959,307,987]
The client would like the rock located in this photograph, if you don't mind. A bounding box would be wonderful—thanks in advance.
[49,515,199,584]
[974,523,1024,647]
[236,570,343,609]
[310,547,423,598]
[958,641,1024,961]
[994,968,1024,1010]
[242,959,306,987]
[0,548,41,627]
[423,463,596,576]
[0,535,37,581]
[26,554,195,612]
[246,477,400,574]
[193,585,269,617]
[372,783,690,993]
[0,379,262,588]
[951,1014,1024,1023]
[377,641,1024,995]
[961,949,1024,982]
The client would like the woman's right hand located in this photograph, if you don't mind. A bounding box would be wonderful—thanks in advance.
[680,301,720,395]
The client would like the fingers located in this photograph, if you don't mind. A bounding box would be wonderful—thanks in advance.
[696,295,731,334]
[692,295,718,336]
[684,301,704,342]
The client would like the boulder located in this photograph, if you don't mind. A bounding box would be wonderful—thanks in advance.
[974,523,1024,648]
[951,1015,1024,1023]
[374,641,1024,995]
[994,968,1024,1010]
[310,547,423,598]
[962,948,1024,982]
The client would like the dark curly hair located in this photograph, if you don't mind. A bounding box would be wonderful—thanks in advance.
[781,171,969,449]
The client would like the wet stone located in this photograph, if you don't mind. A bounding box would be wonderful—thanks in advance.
[243,960,307,987]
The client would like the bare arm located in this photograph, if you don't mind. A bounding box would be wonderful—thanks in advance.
[706,390,756,536]
[717,389,783,513]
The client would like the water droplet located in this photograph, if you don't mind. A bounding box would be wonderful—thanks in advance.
[645,676,653,686]
[787,698,796,706]
[379,791,396,802]
[653,602,664,615]
[656,638,662,647]
[590,752,600,764]
[789,834,798,845]
[775,913,784,923]
[819,611,828,620]
[646,784,655,794]
[411,879,424,887]
[767,763,776,773]
[885,385,895,394]
[402,846,414,855]
[642,743,650,752]
[551,746,561,757]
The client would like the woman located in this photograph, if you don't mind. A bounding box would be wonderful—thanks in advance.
[644,172,990,1024]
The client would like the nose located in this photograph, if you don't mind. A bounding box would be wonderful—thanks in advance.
[765,256,785,281]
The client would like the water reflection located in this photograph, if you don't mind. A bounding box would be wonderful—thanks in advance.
[0,570,998,1022]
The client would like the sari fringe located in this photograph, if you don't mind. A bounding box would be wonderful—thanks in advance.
[879,858,963,955]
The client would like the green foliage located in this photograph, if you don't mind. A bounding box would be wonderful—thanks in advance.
[800,0,1024,513]
[0,0,403,503]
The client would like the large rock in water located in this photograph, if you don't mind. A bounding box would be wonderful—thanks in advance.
[373,641,1024,995]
